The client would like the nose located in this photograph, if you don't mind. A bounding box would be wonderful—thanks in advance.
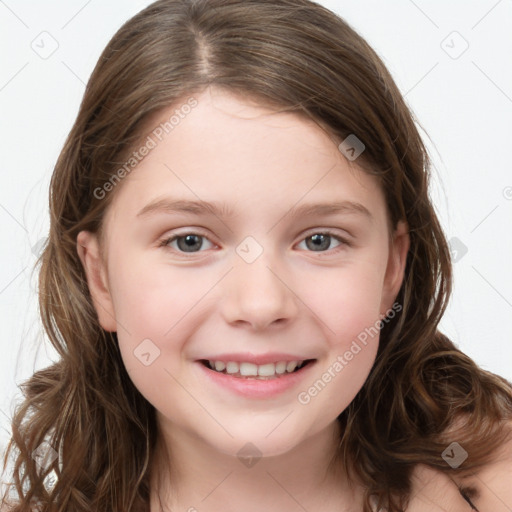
[220,253,299,331]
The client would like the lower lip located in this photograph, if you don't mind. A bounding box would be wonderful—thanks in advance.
[195,361,316,399]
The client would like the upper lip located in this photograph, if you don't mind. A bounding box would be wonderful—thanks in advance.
[198,352,316,365]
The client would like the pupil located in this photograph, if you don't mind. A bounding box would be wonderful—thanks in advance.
[178,234,202,252]
[307,234,330,251]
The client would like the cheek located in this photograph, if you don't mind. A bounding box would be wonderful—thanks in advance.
[295,266,383,415]
[301,260,386,347]
[108,252,208,339]
[107,254,207,407]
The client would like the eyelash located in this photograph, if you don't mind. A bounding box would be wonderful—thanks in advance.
[158,229,351,256]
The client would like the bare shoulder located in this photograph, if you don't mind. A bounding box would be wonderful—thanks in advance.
[406,463,473,511]
[407,419,512,512]
[454,419,512,512]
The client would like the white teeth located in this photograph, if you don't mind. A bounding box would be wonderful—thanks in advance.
[226,362,239,374]
[206,359,309,377]
[258,363,276,377]
[239,362,258,376]
[286,361,298,372]
[214,361,226,371]
[275,362,287,374]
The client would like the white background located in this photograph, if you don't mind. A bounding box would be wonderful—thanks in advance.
[1,0,511,456]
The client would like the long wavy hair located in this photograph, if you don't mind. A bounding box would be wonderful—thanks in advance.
[2,0,512,511]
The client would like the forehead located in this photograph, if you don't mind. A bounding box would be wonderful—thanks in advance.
[103,87,387,229]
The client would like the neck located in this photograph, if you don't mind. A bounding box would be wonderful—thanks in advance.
[149,418,363,512]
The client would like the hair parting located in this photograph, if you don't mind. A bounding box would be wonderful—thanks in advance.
[2,1,512,511]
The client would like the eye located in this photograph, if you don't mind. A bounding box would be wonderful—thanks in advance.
[159,229,350,255]
[296,231,349,253]
[160,232,215,253]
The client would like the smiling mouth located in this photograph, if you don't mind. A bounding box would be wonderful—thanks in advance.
[198,359,316,379]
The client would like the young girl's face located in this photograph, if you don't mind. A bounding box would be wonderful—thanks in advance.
[78,86,408,459]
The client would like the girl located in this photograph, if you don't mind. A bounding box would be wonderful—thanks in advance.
[2,0,512,511]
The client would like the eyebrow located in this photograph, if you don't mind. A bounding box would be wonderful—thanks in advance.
[136,198,373,222]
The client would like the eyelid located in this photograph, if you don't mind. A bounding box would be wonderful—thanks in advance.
[294,229,352,254]
[158,229,217,252]
[159,227,352,256]
[299,227,353,243]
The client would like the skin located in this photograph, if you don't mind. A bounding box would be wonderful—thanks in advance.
[77,86,410,512]
[407,432,512,511]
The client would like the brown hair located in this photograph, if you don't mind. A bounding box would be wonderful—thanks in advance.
[2,0,512,511]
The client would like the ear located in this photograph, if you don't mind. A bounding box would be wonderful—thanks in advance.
[76,230,117,332]
[380,220,410,314]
